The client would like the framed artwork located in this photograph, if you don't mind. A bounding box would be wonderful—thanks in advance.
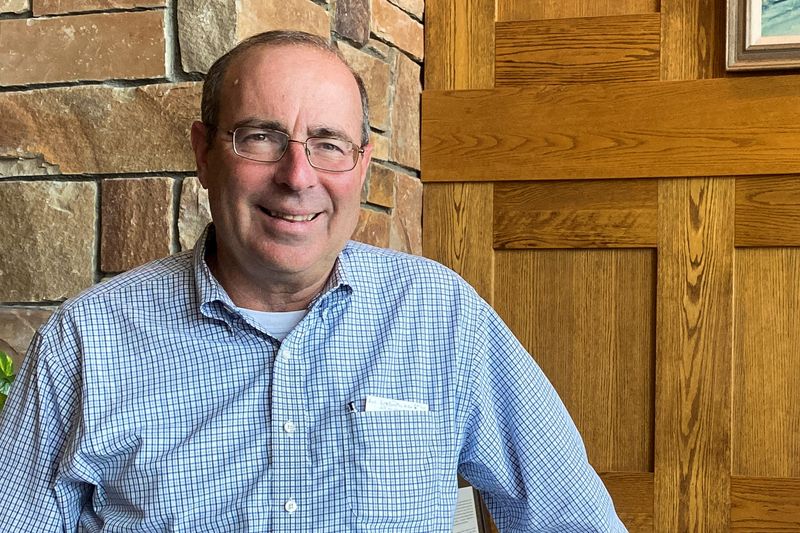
[727,0,800,70]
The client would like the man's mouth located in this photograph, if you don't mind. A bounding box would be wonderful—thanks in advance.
[260,207,319,222]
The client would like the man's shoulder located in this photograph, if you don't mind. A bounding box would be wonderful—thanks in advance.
[341,241,481,300]
[343,241,459,281]
[46,251,195,324]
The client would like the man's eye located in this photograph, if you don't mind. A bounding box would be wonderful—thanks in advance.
[244,133,272,143]
[316,140,347,154]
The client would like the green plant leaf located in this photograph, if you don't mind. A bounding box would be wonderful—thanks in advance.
[0,352,15,411]
[0,351,13,378]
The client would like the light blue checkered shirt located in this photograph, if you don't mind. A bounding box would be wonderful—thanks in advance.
[0,227,625,532]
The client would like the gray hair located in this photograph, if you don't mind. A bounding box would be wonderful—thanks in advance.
[201,30,370,146]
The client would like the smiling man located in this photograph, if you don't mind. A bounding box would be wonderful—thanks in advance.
[0,31,626,532]
[193,40,371,313]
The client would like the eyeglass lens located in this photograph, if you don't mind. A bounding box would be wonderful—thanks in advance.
[232,127,359,172]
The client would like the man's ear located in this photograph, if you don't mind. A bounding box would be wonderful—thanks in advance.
[358,143,373,187]
[190,121,212,188]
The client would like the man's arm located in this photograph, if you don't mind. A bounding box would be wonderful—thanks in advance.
[457,305,627,532]
[0,328,87,530]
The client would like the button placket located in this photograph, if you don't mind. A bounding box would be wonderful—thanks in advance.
[278,348,292,363]
[271,339,309,527]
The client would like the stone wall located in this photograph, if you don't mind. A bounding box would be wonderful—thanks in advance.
[0,0,424,368]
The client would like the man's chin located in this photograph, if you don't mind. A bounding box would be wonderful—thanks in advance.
[254,246,332,277]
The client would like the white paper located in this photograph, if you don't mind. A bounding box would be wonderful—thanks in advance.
[453,486,480,533]
[364,394,429,412]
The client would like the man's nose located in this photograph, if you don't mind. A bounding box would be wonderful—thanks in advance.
[274,141,318,190]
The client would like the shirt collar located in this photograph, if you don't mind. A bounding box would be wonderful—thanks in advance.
[193,224,237,319]
[192,224,354,315]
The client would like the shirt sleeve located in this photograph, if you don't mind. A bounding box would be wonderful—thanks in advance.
[457,304,627,532]
[0,325,88,531]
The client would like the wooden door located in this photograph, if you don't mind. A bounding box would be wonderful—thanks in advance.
[422,1,800,531]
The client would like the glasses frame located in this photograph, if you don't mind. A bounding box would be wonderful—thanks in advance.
[224,126,365,173]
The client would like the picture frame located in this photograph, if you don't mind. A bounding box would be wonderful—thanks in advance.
[726,0,800,70]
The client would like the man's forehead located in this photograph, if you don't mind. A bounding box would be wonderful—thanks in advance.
[218,44,362,134]
[226,43,354,86]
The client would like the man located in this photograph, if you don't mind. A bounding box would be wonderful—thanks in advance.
[0,31,626,531]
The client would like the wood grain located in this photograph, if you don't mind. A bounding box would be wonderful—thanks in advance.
[422,183,494,304]
[733,248,800,478]
[735,176,800,246]
[495,15,661,86]
[495,0,659,22]
[423,0,494,90]
[493,179,658,248]
[601,472,655,532]
[660,0,726,80]
[731,477,800,531]
[484,475,800,532]
[421,75,800,182]
[495,249,655,473]
[655,178,734,531]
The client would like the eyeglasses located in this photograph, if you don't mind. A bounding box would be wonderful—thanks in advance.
[226,126,364,172]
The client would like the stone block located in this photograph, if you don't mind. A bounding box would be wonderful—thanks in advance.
[237,0,330,46]
[335,0,370,46]
[178,0,237,75]
[101,177,173,272]
[338,42,391,131]
[389,51,421,169]
[178,177,211,251]
[352,207,390,248]
[32,0,164,15]
[0,307,53,370]
[370,132,390,161]
[0,0,28,14]
[0,10,166,86]
[389,172,421,254]
[366,162,395,208]
[0,155,59,178]
[179,0,330,74]
[370,0,423,60]
[387,0,422,19]
[0,181,96,302]
[0,83,200,175]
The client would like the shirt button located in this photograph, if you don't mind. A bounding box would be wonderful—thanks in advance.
[284,499,298,514]
[280,349,292,362]
[283,421,297,433]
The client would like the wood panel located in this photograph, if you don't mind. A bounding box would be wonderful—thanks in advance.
[496,0,659,22]
[423,0,494,90]
[421,75,800,182]
[495,249,654,473]
[601,473,654,532]
[655,178,734,531]
[735,176,800,247]
[425,2,800,532]
[422,183,494,304]
[493,179,657,248]
[731,477,800,531]
[733,248,800,478]
[587,474,800,530]
[660,0,726,80]
[495,15,661,86]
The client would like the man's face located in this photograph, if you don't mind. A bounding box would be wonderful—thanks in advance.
[192,45,371,290]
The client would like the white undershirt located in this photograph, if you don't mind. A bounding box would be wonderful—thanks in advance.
[239,308,307,342]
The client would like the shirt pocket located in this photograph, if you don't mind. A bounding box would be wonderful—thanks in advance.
[345,410,439,526]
